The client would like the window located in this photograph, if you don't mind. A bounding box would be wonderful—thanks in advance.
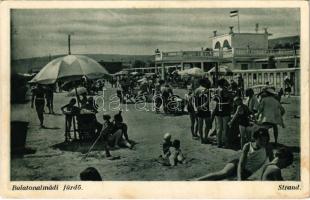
[214,41,221,49]
[258,73,262,84]
[253,74,257,85]
[223,40,232,49]
[276,73,281,86]
[243,74,247,86]
[264,73,268,84]
[248,73,252,86]
[262,64,268,69]
[270,74,274,84]
[290,72,295,87]
[241,64,248,70]
[288,63,295,68]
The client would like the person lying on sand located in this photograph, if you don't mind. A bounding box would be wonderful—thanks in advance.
[194,128,273,180]
[261,147,293,180]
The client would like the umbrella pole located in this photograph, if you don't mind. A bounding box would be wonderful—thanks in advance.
[75,86,81,108]
[215,62,219,87]
[82,131,103,160]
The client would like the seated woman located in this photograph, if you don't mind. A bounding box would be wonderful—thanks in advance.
[108,111,132,149]
[194,128,273,181]
[79,93,88,108]
[83,97,98,113]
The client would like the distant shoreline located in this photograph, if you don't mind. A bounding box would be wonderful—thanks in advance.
[11,53,154,74]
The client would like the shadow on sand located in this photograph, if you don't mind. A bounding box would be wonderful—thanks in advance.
[51,139,137,154]
[50,113,63,116]
[41,126,61,130]
[11,147,37,158]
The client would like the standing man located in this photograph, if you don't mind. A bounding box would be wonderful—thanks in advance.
[45,84,54,114]
[194,78,212,144]
[31,84,46,128]
[161,83,173,114]
[237,74,244,97]
[284,75,292,97]
[214,79,232,148]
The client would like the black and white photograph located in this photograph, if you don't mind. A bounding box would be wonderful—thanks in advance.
[1,1,309,198]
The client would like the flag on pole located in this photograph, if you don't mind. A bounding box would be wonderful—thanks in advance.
[230,10,238,17]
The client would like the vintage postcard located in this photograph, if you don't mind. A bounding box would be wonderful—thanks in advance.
[0,1,309,198]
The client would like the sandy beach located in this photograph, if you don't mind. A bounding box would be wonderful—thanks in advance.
[11,87,300,181]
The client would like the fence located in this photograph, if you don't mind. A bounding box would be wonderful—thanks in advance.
[155,48,300,61]
[124,67,300,95]
[223,68,300,95]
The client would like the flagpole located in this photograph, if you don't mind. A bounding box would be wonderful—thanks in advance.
[237,10,240,33]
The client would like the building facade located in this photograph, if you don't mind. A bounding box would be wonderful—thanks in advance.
[125,28,300,95]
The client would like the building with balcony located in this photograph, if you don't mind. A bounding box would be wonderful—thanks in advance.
[152,27,300,94]
[124,27,300,95]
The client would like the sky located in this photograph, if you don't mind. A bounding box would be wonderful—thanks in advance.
[11,8,300,59]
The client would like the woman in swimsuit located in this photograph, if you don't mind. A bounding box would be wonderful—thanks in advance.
[194,128,274,181]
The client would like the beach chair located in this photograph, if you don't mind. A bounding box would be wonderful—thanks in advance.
[76,113,97,141]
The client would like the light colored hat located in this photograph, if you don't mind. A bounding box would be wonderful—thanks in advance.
[163,133,171,140]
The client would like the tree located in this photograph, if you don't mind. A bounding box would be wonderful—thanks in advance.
[133,60,146,68]
[273,43,283,49]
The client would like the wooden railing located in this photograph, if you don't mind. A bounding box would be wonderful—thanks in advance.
[155,48,300,61]
[233,48,300,57]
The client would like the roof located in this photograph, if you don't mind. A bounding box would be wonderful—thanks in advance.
[211,32,269,39]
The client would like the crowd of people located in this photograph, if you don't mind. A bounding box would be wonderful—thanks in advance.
[154,74,294,181]
[30,72,294,181]
[183,75,286,149]
[31,79,133,160]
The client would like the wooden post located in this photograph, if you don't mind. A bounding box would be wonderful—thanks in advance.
[68,34,71,55]
[75,86,80,108]
[161,63,165,80]
[215,62,219,87]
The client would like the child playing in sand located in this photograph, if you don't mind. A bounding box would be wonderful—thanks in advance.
[160,133,173,158]
[194,128,273,180]
[168,139,186,166]
[261,147,294,180]
[159,134,186,166]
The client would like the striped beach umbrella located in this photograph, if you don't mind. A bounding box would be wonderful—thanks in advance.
[30,55,109,84]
